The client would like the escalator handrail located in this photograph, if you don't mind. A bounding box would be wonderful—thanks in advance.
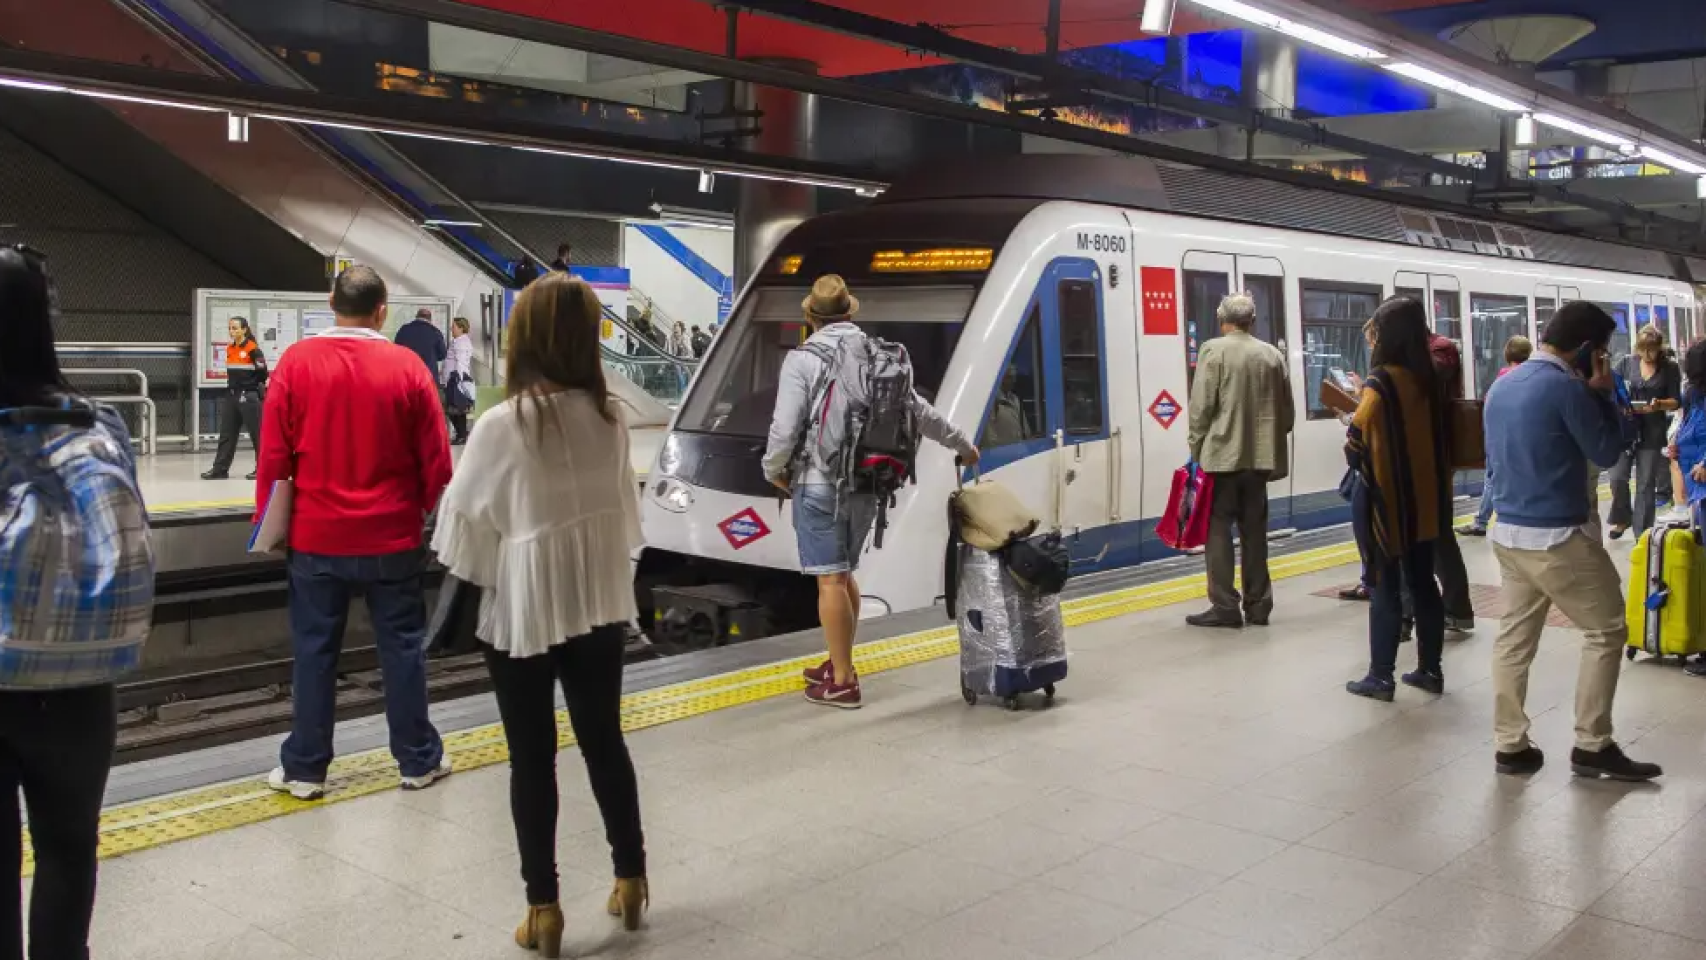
[602,307,698,373]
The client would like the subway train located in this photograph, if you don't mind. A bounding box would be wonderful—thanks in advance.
[635,154,1706,644]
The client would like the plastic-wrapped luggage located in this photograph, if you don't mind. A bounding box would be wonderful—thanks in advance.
[1626,521,1706,660]
[956,543,1067,709]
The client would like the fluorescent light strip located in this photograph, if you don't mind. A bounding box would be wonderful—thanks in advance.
[1383,62,1528,113]
[0,77,67,93]
[76,89,218,112]
[422,219,483,228]
[1532,112,1633,150]
[1639,146,1706,175]
[1187,0,1385,60]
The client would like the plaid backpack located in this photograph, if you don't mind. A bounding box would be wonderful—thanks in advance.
[0,401,153,688]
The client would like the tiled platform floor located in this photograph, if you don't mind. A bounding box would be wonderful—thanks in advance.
[61,532,1706,960]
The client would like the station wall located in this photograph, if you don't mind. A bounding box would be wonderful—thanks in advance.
[622,223,735,333]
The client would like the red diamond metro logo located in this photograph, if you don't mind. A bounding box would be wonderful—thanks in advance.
[1148,390,1181,430]
[717,508,771,550]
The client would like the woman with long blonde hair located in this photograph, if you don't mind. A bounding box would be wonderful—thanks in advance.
[431,274,647,957]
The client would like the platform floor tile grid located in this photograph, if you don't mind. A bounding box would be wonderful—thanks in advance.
[53,538,1706,960]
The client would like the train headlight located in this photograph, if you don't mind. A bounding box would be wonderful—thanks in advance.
[651,477,695,513]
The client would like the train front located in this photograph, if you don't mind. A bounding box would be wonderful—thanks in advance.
[634,200,1017,649]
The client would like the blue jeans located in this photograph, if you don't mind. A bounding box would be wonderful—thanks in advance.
[1369,541,1445,681]
[1350,476,1375,589]
[280,550,444,781]
[792,485,877,575]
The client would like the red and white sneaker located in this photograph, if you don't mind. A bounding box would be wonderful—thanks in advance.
[803,659,834,685]
[804,677,863,709]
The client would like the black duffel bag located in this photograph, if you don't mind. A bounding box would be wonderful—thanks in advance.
[999,532,1070,596]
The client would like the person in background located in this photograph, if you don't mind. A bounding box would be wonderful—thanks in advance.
[203,316,268,482]
[668,320,690,357]
[0,246,152,960]
[434,275,648,956]
[1670,342,1706,677]
[1606,323,1681,540]
[1460,335,1534,537]
[690,325,710,359]
[513,259,541,287]
[395,307,447,382]
[1184,292,1295,629]
[1337,319,1376,602]
[983,365,1032,450]
[256,265,455,799]
[764,275,979,708]
[1344,298,1450,701]
[548,243,572,273]
[1482,301,1660,781]
[443,316,475,445]
[1424,326,1477,634]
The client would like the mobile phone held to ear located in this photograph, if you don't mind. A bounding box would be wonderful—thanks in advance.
[1574,343,1597,379]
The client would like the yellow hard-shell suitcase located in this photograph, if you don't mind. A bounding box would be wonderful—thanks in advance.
[1626,523,1706,659]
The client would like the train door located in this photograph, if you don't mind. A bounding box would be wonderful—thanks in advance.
[1396,273,1467,394]
[1635,292,1671,344]
[974,258,1112,564]
[1238,256,1293,531]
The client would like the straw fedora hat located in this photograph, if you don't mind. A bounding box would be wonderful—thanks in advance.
[802,274,860,322]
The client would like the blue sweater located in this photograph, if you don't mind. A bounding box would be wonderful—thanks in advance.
[1484,353,1626,529]
[393,319,446,379]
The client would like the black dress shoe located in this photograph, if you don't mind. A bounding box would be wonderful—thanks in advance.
[1185,609,1242,629]
[1245,611,1270,626]
[245,470,257,481]
[1571,743,1663,782]
[1495,745,1545,776]
[201,469,229,480]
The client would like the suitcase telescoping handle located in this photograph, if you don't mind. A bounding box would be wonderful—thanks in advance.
[955,455,980,490]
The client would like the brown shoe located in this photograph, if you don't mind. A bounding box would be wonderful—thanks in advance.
[515,902,564,958]
[606,877,649,931]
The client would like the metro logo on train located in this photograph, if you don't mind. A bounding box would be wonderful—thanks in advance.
[1148,391,1181,430]
[717,509,770,550]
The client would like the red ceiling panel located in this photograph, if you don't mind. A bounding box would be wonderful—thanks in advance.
[459,0,1477,77]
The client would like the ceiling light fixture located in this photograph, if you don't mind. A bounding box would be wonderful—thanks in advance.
[1697,175,1706,201]
[1383,62,1528,113]
[1640,146,1706,176]
[227,111,249,143]
[1514,113,1536,148]
[1140,0,1177,35]
[697,170,715,193]
[1532,112,1634,151]
[421,219,484,228]
[1186,0,1386,60]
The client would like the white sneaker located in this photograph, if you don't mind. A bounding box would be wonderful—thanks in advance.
[1662,506,1693,526]
[267,767,326,801]
[399,758,452,792]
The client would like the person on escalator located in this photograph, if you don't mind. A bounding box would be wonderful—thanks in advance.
[690,325,710,358]
[202,316,268,481]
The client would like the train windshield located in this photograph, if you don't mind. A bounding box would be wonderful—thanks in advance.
[677,284,974,437]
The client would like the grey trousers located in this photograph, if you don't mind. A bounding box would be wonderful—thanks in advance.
[1206,470,1272,618]
[1608,447,1665,535]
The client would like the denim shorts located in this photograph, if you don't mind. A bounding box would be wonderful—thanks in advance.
[792,484,877,576]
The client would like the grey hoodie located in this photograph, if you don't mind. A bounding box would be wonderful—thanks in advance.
[762,322,973,486]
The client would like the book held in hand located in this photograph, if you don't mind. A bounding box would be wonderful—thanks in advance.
[249,479,292,554]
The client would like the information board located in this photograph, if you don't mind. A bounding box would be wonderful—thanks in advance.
[194,289,455,389]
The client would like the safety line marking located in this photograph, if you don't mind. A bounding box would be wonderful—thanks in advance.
[27,538,1363,872]
[150,497,252,515]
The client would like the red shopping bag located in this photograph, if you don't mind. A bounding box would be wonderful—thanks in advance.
[1157,462,1214,550]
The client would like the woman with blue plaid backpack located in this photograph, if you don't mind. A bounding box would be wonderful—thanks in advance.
[0,245,153,960]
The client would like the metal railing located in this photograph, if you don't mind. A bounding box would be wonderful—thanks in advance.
[600,308,698,405]
[63,367,157,454]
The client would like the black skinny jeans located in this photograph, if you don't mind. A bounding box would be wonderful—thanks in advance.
[1369,541,1445,681]
[0,685,117,960]
[484,624,644,905]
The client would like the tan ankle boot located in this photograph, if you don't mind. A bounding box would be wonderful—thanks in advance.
[605,877,648,931]
[515,902,564,958]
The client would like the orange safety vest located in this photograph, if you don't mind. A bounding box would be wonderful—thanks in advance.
[225,338,266,390]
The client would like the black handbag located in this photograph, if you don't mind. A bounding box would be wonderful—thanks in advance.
[427,574,483,656]
[999,533,1070,596]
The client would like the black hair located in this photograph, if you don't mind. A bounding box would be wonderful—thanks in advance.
[229,316,253,342]
[1541,301,1616,354]
[556,242,572,260]
[1369,296,1436,391]
[331,264,387,318]
[1685,340,1706,396]
[0,246,73,407]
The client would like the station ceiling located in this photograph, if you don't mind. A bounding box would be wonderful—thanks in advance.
[458,0,1699,77]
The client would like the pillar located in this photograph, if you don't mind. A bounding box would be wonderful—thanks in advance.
[1242,32,1297,120]
[733,59,819,289]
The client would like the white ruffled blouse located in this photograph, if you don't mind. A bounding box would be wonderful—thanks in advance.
[431,390,643,657]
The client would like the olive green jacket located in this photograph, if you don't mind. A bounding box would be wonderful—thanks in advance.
[1186,330,1294,480]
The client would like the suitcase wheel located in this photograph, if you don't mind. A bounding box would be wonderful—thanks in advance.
[1003,695,1021,711]
[961,683,977,706]
[1043,683,1056,700]
[1627,647,1639,662]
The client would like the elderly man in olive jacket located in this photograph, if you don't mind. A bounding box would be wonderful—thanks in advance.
[1185,292,1295,629]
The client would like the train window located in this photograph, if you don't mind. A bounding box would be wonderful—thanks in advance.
[1536,295,1556,334]
[1591,301,1632,360]
[674,284,973,437]
[1395,286,1425,305]
[1058,279,1104,435]
[981,305,1047,451]
[1300,280,1382,420]
[1469,293,1529,400]
[1183,270,1230,388]
[1244,274,1285,347]
[1434,290,1463,343]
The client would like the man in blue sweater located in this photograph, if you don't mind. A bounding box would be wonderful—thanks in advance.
[1483,301,1660,782]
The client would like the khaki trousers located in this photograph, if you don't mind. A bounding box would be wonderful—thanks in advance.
[1491,531,1626,753]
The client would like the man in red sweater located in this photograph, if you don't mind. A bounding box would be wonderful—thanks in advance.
[255,265,455,799]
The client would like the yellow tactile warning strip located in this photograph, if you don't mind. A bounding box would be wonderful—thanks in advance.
[151,497,252,515]
[18,537,1366,872]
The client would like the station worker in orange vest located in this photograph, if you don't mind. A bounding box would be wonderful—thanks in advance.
[203,316,268,481]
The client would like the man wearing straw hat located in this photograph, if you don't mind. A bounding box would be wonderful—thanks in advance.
[764,275,979,709]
